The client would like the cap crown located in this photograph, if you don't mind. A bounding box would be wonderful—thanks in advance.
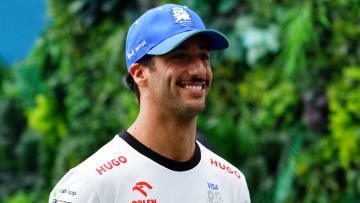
[125,4,206,70]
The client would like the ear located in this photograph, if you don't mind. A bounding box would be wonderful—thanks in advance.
[129,63,147,87]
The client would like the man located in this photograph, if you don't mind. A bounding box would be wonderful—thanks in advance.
[49,3,250,203]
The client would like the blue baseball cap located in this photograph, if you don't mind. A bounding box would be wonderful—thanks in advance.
[125,3,229,71]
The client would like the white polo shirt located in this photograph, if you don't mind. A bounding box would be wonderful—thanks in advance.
[49,131,251,203]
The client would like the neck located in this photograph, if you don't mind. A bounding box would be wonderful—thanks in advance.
[127,102,197,162]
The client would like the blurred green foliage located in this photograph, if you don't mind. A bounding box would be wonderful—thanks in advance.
[3,192,32,203]
[328,67,360,169]
[1,0,360,202]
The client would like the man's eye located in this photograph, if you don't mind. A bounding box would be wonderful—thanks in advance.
[200,54,210,61]
[170,54,191,62]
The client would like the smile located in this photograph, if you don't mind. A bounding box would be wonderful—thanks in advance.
[185,85,203,91]
[176,77,209,92]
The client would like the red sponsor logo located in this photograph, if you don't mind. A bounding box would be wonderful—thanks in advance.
[132,181,157,203]
[210,158,241,179]
[95,156,127,175]
[132,182,152,197]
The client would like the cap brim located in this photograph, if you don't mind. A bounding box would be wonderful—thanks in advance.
[147,29,229,55]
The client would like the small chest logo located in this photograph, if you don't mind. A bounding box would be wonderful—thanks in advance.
[53,188,77,197]
[132,182,153,197]
[206,182,223,203]
[171,7,192,24]
[132,181,157,203]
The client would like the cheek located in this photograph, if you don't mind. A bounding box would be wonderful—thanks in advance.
[164,70,178,89]
[148,73,163,94]
[207,68,213,86]
[151,72,173,93]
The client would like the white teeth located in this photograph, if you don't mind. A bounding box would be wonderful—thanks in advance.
[185,85,202,90]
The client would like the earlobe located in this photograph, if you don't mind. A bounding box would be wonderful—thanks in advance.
[129,63,147,87]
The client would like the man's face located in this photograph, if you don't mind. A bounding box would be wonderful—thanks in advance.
[146,36,212,119]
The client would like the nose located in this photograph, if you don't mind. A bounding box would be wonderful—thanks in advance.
[188,56,208,77]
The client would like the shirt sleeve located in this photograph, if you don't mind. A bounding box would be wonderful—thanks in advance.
[239,176,251,203]
[49,169,100,203]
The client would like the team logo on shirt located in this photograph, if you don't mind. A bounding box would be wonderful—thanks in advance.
[132,181,157,203]
[206,182,223,203]
[132,182,153,197]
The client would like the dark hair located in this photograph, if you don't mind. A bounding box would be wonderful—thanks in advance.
[126,55,154,104]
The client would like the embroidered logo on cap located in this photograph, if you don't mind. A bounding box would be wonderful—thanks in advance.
[171,7,192,24]
[127,40,147,60]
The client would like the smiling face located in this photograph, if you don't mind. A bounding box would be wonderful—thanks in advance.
[145,35,212,119]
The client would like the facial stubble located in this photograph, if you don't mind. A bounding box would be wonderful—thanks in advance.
[155,77,208,121]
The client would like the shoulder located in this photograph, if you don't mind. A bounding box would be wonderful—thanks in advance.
[49,135,128,203]
[198,142,251,202]
[49,168,100,203]
[198,142,245,180]
[76,135,129,175]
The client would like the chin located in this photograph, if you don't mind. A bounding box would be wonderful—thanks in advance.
[190,104,205,114]
[177,102,206,118]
